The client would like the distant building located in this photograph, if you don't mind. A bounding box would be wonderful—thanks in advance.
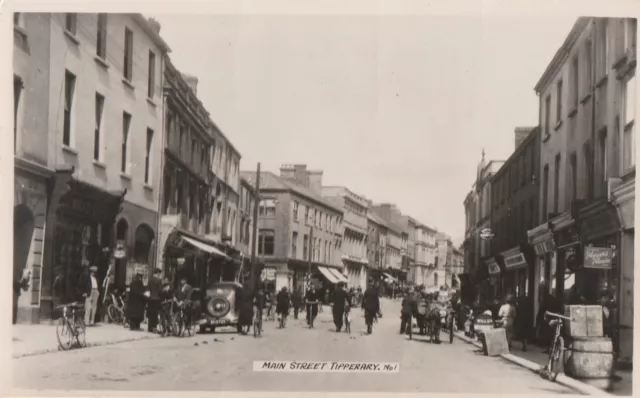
[367,211,389,281]
[371,203,407,285]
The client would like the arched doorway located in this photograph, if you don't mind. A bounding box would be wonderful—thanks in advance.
[14,205,34,323]
[134,224,155,266]
[115,218,128,287]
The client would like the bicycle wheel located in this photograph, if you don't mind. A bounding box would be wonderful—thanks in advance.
[56,317,73,351]
[172,312,184,337]
[74,318,87,348]
[107,305,118,324]
[549,336,564,381]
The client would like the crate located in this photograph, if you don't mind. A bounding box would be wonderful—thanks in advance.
[565,305,603,338]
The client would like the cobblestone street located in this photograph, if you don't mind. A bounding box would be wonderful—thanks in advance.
[13,299,573,393]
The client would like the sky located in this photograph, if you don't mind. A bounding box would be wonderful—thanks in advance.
[149,13,576,245]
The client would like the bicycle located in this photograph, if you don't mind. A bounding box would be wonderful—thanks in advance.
[539,311,571,381]
[157,299,179,337]
[344,307,351,334]
[174,299,197,337]
[106,291,128,328]
[56,302,87,351]
[253,307,263,337]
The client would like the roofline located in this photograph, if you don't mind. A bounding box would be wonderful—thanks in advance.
[534,17,591,94]
[492,126,540,180]
[134,14,171,53]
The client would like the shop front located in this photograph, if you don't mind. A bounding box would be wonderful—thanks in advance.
[14,160,51,324]
[527,222,556,328]
[478,256,501,305]
[500,247,529,297]
[342,256,368,291]
[41,168,125,321]
[157,215,231,292]
[548,212,579,306]
[611,178,634,368]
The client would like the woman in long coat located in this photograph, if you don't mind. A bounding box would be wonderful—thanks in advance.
[126,274,146,331]
[238,283,254,335]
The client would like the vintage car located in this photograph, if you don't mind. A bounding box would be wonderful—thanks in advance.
[198,281,243,333]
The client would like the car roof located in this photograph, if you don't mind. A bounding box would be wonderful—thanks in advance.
[208,281,242,289]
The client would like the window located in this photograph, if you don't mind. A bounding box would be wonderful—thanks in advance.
[123,27,133,81]
[545,95,551,134]
[293,201,299,221]
[556,80,563,122]
[584,141,594,200]
[303,234,309,260]
[63,70,76,146]
[598,129,608,186]
[624,18,637,51]
[258,230,275,256]
[313,238,317,261]
[96,14,107,58]
[553,154,561,212]
[570,152,578,203]
[304,206,309,225]
[94,93,104,160]
[585,39,593,91]
[292,232,298,259]
[258,199,276,217]
[318,239,323,262]
[65,13,77,35]
[14,76,23,153]
[542,164,549,221]
[572,56,579,109]
[598,21,608,78]
[623,75,636,170]
[145,128,154,184]
[121,112,131,173]
[148,51,156,98]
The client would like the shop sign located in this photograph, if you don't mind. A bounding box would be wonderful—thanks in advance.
[583,246,614,270]
[261,268,276,280]
[554,225,581,250]
[504,253,527,270]
[113,242,126,259]
[486,259,500,275]
[480,228,495,240]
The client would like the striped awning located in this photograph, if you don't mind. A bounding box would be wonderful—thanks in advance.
[327,267,348,284]
[317,266,340,284]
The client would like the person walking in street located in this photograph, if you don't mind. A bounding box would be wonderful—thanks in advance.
[332,282,351,332]
[498,294,517,350]
[305,284,320,328]
[146,268,163,333]
[238,282,254,335]
[276,286,291,327]
[362,280,381,335]
[400,287,416,335]
[291,288,303,320]
[127,273,146,331]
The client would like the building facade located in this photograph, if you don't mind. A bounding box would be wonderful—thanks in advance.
[413,222,438,287]
[366,212,388,282]
[322,186,370,291]
[529,17,636,365]
[372,203,408,284]
[13,13,170,323]
[489,126,540,325]
[236,176,255,278]
[241,165,345,294]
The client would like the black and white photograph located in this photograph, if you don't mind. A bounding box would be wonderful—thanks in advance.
[5,0,638,395]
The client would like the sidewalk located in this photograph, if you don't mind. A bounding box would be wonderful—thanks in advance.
[12,322,159,358]
[454,331,632,396]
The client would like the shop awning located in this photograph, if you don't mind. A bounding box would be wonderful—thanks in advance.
[317,266,341,284]
[327,268,348,284]
[383,272,398,283]
[182,236,230,259]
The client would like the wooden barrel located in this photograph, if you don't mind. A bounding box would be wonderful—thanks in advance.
[564,337,614,390]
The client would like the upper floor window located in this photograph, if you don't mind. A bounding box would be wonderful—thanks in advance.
[148,51,156,98]
[258,230,275,256]
[544,94,551,135]
[65,13,77,35]
[571,55,580,110]
[585,39,593,92]
[123,27,134,81]
[96,14,107,58]
[259,199,277,218]
[63,70,76,147]
[624,18,637,52]
[556,80,563,123]
[623,74,636,171]
[293,201,299,221]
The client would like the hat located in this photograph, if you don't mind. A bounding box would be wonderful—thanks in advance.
[89,266,98,272]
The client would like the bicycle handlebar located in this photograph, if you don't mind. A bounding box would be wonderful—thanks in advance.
[544,311,572,320]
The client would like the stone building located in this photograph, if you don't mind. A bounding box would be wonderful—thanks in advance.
[13,13,170,323]
[529,17,636,366]
[366,211,389,282]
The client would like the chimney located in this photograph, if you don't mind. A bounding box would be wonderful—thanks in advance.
[515,126,535,150]
[182,73,199,96]
[280,164,309,187]
[307,170,323,194]
[280,164,295,179]
[147,17,161,34]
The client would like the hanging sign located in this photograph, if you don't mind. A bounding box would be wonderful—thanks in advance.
[113,242,126,259]
[503,252,527,270]
[480,228,495,240]
[486,258,500,275]
[566,246,583,272]
[583,246,614,270]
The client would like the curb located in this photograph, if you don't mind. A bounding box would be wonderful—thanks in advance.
[13,334,160,359]
[452,331,613,396]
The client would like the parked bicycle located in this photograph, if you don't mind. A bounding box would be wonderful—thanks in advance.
[253,306,263,338]
[106,290,128,328]
[157,298,179,337]
[174,299,197,337]
[539,311,571,381]
[56,302,87,351]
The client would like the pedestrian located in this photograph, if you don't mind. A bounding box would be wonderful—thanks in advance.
[305,284,320,328]
[175,276,193,304]
[514,295,532,352]
[146,268,163,333]
[276,286,291,326]
[400,287,415,334]
[127,273,146,331]
[332,282,351,332]
[78,263,100,326]
[498,294,517,350]
[291,288,303,319]
[238,282,254,335]
[13,269,31,324]
[362,280,381,334]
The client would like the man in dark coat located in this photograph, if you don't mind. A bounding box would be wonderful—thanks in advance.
[127,274,146,331]
[332,282,351,332]
[146,268,163,333]
[291,288,303,319]
[400,287,416,334]
[238,282,254,335]
[305,284,320,328]
[362,280,381,334]
[276,287,291,324]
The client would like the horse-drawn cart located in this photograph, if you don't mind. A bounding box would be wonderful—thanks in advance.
[409,294,448,343]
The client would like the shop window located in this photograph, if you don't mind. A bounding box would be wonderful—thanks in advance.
[258,229,275,256]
